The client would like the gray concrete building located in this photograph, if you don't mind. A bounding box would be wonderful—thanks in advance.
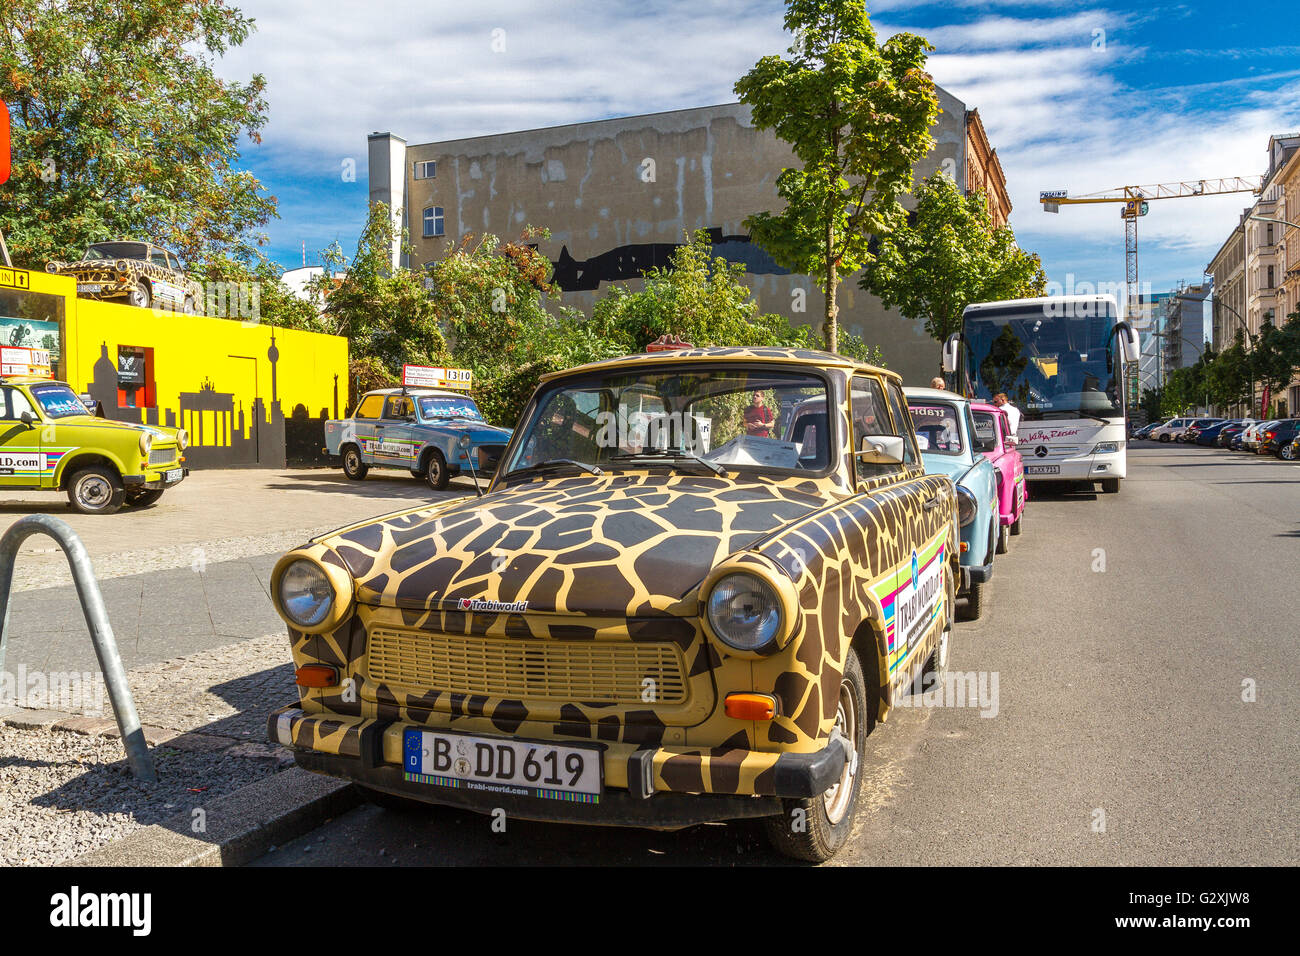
[368,91,1012,385]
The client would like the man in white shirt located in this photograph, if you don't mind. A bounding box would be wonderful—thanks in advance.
[993,392,1021,439]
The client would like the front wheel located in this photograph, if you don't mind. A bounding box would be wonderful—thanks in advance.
[1159,434,1171,443]
[125,488,165,508]
[126,280,152,309]
[1279,444,1297,461]
[425,450,450,491]
[1010,509,1023,536]
[66,466,126,514]
[996,520,1009,554]
[763,647,868,863]
[1101,477,1120,494]
[341,445,369,480]
[961,577,985,621]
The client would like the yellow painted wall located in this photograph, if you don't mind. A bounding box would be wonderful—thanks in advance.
[2,267,349,466]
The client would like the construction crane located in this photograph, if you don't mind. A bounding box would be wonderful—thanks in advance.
[1039,177,1263,318]
[1039,177,1262,410]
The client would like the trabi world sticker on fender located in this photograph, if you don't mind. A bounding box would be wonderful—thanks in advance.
[457,597,528,613]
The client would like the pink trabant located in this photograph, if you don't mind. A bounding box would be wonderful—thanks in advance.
[970,402,1026,554]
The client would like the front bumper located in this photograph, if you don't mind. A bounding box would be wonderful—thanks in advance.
[268,705,848,827]
[124,466,189,490]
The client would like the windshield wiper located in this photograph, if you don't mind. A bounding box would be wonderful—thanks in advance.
[508,458,604,477]
[609,450,727,476]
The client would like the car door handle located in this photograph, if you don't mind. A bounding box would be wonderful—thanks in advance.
[923,495,942,510]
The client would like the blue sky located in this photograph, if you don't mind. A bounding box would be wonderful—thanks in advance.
[221,0,1300,299]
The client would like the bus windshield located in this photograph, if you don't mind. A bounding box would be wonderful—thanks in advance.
[963,303,1123,421]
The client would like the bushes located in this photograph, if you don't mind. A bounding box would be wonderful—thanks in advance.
[473,356,568,428]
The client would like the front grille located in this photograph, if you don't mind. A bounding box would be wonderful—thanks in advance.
[367,627,688,704]
[149,447,177,466]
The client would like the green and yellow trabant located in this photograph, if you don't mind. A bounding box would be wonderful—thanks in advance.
[267,347,958,861]
[0,376,189,513]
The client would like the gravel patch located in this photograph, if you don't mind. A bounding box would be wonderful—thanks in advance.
[0,725,283,866]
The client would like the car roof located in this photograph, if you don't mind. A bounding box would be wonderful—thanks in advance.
[902,386,967,402]
[539,346,899,383]
[363,387,473,398]
[0,375,63,386]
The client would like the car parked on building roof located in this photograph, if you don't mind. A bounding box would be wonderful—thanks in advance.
[0,374,188,513]
[904,386,999,621]
[324,387,511,491]
[45,240,205,312]
[268,345,958,862]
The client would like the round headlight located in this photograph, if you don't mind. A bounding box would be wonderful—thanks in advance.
[279,560,335,628]
[176,428,190,451]
[707,572,783,652]
[956,487,977,526]
[116,259,127,271]
[138,431,153,456]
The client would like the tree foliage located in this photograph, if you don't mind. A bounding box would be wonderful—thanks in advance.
[735,0,939,352]
[859,171,1046,348]
[0,0,274,266]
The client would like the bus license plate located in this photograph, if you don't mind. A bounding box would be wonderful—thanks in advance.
[1026,465,1060,475]
[403,729,602,803]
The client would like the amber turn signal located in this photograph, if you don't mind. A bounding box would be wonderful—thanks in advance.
[295,664,339,688]
[724,693,778,721]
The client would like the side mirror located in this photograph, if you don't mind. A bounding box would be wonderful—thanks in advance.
[942,334,960,374]
[1116,321,1140,364]
[20,410,35,428]
[858,434,905,464]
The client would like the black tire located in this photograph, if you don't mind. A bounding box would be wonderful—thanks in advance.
[996,520,1009,554]
[1159,434,1171,443]
[1279,444,1297,461]
[1010,509,1023,536]
[763,646,868,863]
[425,449,450,491]
[341,444,368,480]
[1101,477,1120,494]
[358,786,432,813]
[126,280,152,309]
[961,577,985,621]
[66,466,126,514]
[125,487,165,507]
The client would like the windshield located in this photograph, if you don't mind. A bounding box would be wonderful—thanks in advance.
[84,242,149,261]
[963,303,1123,421]
[503,365,830,476]
[971,410,1000,452]
[418,395,483,420]
[29,383,90,419]
[907,402,964,455]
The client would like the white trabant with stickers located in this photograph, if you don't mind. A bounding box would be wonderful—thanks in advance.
[324,367,511,491]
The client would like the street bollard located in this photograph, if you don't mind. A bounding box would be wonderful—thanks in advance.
[0,514,157,782]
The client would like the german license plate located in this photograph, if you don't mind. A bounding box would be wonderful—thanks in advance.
[403,729,602,803]
[78,284,102,293]
[165,468,182,482]
[1026,465,1060,475]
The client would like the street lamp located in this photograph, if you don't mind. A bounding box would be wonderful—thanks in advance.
[1190,288,1253,417]
[1247,214,1300,230]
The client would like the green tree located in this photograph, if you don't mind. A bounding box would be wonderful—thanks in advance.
[322,202,450,373]
[734,0,939,352]
[190,253,320,330]
[1205,329,1252,412]
[0,0,275,266]
[859,171,1046,350]
[1253,312,1300,412]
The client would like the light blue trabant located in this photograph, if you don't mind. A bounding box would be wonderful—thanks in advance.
[903,386,999,620]
[324,388,511,491]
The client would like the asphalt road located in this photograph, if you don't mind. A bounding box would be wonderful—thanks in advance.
[249,444,1299,866]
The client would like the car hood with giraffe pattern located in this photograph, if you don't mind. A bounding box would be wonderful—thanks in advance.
[315,473,837,616]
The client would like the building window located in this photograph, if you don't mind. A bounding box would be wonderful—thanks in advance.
[1267,265,1275,289]
[423,207,444,237]
[414,160,437,180]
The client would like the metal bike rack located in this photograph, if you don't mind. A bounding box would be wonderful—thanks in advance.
[0,515,156,782]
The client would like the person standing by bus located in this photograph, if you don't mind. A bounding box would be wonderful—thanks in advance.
[993,392,1021,436]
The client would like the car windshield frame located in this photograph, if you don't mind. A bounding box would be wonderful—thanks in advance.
[83,242,150,261]
[417,395,485,421]
[499,361,840,482]
[907,400,966,456]
[28,383,91,419]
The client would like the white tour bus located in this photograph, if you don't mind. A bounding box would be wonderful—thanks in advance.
[943,294,1141,493]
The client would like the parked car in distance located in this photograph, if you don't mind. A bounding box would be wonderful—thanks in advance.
[324,387,511,490]
[1258,419,1300,457]
[1192,421,1234,446]
[1282,432,1300,462]
[1179,418,1222,443]
[905,387,999,621]
[1211,421,1247,447]
[1134,421,1166,440]
[269,346,960,863]
[971,401,1026,554]
[1241,420,1278,453]
[1149,418,1196,442]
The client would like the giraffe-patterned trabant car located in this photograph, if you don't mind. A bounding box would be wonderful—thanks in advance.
[267,347,959,861]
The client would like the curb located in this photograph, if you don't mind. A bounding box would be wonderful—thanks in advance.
[68,767,361,867]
